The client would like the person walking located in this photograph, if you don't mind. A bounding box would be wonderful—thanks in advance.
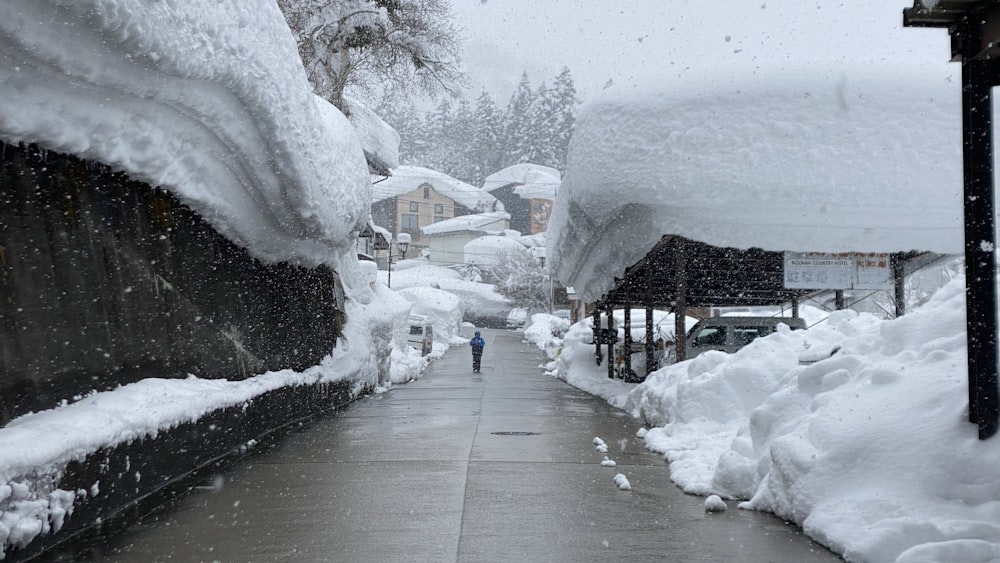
[469,330,485,373]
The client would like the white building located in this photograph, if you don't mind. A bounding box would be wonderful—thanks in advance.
[420,211,511,266]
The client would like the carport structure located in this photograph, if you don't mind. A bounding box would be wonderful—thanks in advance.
[589,235,922,382]
[548,59,967,429]
[903,0,1000,438]
[590,236,805,381]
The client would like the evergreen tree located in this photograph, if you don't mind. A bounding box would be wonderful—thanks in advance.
[502,73,537,167]
[550,67,580,172]
[470,91,505,184]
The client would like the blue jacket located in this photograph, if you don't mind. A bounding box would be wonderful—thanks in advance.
[470,335,485,352]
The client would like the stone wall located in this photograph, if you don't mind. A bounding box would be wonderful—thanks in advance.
[0,143,344,424]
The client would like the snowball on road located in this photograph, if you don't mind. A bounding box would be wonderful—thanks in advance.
[613,474,631,491]
[704,495,727,513]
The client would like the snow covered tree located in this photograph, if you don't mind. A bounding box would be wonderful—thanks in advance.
[549,67,580,171]
[469,91,505,184]
[490,248,550,312]
[277,0,463,110]
[502,73,538,166]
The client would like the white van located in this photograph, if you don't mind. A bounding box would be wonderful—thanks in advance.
[685,316,805,359]
[406,315,433,356]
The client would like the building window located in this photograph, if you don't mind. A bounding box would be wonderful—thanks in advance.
[410,201,419,212]
[434,215,446,223]
[423,186,430,199]
[434,203,444,214]
[401,213,419,230]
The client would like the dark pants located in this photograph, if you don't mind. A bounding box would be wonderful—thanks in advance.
[472,352,482,371]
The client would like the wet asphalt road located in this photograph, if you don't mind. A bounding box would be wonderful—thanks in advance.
[78,328,842,562]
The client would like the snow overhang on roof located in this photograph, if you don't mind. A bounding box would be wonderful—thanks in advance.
[0,0,371,270]
[372,165,501,212]
[421,211,510,237]
[343,96,400,175]
[548,65,963,303]
[482,163,562,199]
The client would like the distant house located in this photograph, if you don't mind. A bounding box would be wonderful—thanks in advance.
[421,211,511,266]
[371,165,503,257]
[482,163,561,235]
[356,219,391,262]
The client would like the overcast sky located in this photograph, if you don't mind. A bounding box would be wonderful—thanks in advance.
[450,0,955,104]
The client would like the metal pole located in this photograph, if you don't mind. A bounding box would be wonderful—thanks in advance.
[962,55,999,439]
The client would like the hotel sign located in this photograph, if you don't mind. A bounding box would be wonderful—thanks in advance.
[784,252,893,290]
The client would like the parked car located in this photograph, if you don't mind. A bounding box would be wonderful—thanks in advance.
[684,316,805,360]
[506,307,529,329]
[406,314,433,356]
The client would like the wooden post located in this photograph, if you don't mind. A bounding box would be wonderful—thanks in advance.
[607,305,615,379]
[674,239,688,362]
[623,305,632,377]
[645,304,655,377]
[835,290,845,310]
[791,296,800,319]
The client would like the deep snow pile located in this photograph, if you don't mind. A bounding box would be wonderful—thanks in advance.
[548,65,963,302]
[0,0,371,272]
[379,263,511,320]
[545,275,1000,562]
[396,286,468,346]
[522,313,571,359]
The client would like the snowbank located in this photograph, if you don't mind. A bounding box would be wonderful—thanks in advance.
[396,286,467,345]
[0,280,424,557]
[523,313,571,360]
[542,274,1000,562]
[549,65,962,302]
[0,0,371,272]
[376,264,511,321]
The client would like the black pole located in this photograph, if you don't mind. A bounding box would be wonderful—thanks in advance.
[594,307,602,366]
[893,253,906,318]
[674,239,688,362]
[961,54,999,439]
[623,305,632,377]
[645,304,655,377]
[607,305,615,379]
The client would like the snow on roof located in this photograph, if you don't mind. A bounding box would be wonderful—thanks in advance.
[372,165,501,212]
[343,96,400,175]
[0,0,371,270]
[464,235,531,267]
[483,163,562,200]
[421,211,510,236]
[549,64,963,302]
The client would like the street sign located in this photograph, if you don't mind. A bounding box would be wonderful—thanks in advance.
[784,252,893,290]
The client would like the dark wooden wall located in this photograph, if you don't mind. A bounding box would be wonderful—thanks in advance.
[0,143,344,425]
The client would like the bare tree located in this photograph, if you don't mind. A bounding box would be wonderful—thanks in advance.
[277,0,464,110]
